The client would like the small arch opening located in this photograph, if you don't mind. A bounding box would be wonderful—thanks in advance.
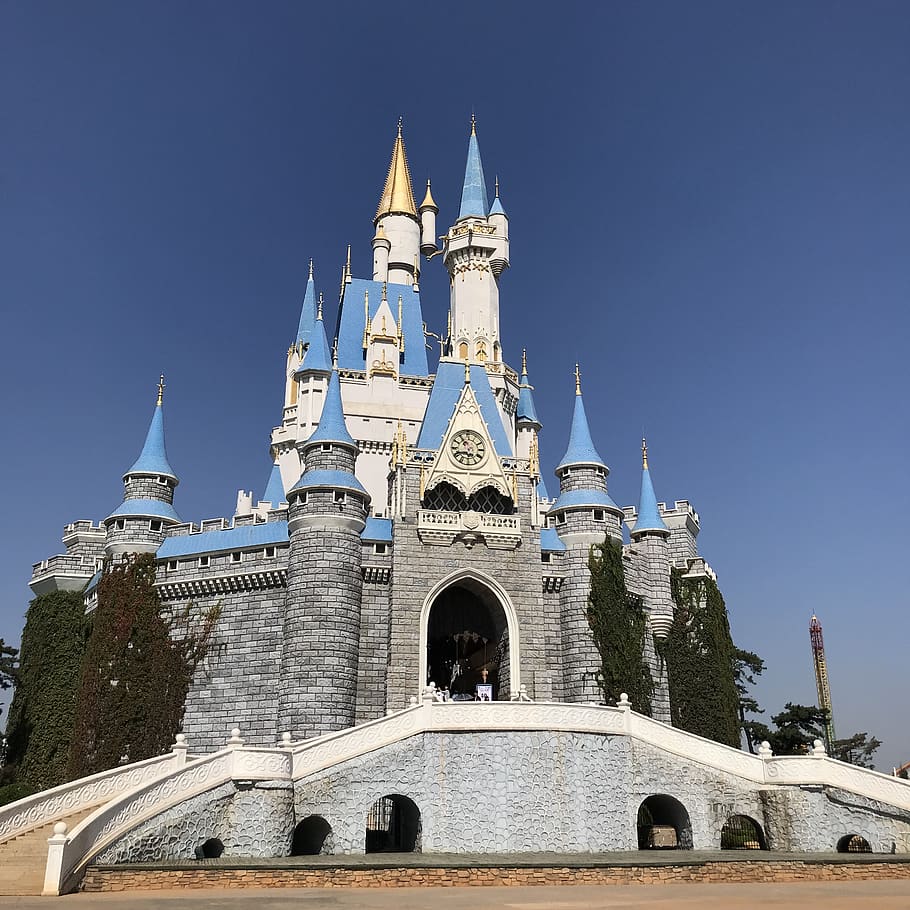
[720,814,767,850]
[365,794,421,853]
[292,815,333,855]
[837,834,872,853]
[195,837,224,859]
[637,795,691,849]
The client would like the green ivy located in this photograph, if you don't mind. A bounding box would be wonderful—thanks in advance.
[660,569,740,747]
[587,535,653,714]
[4,591,87,790]
[68,554,219,778]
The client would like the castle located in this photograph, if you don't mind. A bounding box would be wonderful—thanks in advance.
[29,120,711,751]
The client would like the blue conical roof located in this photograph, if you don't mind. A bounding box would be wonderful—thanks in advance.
[489,190,506,216]
[126,403,177,479]
[295,309,332,374]
[458,127,489,219]
[556,392,606,470]
[295,263,317,346]
[634,447,669,535]
[261,462,285,507]
[307,368,356,447]
[517,367,540,425]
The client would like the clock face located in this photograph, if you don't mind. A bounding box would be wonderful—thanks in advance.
[451,430,486,466]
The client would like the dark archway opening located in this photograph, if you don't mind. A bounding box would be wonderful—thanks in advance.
[292,815,332,855]
[365,795,421,853]
[195,837,224,859]
[720,814,767,850]
[637,795,692,849]
[426,579,510,700]
[837,834,872,853]
[423,482,514,515]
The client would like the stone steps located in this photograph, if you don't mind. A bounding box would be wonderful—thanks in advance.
[0,807,99,896]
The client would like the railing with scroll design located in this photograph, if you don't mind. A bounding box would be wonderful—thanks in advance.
[45,742,291,895]
[0,742,186,845]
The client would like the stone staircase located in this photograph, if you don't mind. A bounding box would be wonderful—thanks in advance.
[0,808,98,896]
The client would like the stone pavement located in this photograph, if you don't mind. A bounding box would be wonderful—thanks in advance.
[2,880,910,909]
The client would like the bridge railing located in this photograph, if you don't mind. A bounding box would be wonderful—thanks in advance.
[40,698,910,894]
[0,737,188,845]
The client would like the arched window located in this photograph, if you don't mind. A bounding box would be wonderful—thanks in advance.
[458,341,469,360]
[837,834,872,853]
[468,485,512,514]
[720,815,767,850]
[423,482,468,512]
[365,795,421,853]
[476,340,487,362]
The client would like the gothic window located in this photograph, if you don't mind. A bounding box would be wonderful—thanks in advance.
[423,482,468,512]
[493,341,501,362]
[458,341,469,360]
[468,485,512,514]
[476,340,487,362]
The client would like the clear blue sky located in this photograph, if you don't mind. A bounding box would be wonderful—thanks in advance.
[2,2,908,769]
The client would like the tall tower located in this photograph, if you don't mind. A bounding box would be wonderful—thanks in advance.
[104,376,181,558]
[552,367,624,702]
[443,118,510,366]
[809,614,837,750]
[281,366,370,739]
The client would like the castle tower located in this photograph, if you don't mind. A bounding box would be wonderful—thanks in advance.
[443,119,510,366]
[281,366,370,738]
[373,121,420,286]
[630,439,673,723]
[551,367,624,702]
[104,376,181,558]
[516,349,543,526]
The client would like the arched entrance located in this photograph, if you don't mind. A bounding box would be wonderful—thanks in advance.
[422,573,517,700]
[637,795,692,849]
[365,795,421,853]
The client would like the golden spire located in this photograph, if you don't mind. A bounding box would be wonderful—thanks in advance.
[521,347,527,375]
[317,292,323,321]
[375,121,417,221]
[529,433,540,477]
[575,363,581,396]
[642,437,649,470]
[156,374,165,406]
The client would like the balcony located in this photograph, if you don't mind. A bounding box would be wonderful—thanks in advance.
[416,509,521,550]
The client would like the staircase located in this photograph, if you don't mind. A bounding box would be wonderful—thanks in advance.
[0,808,98,896]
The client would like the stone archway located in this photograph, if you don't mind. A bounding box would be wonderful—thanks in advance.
[419,570,520,700]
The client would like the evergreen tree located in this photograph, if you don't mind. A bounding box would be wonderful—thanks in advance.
[831,732,881,769]
[0,639,16,706]
[4,591,86,790]
[663,570,741,747]
[733,647,767,753]
[766,702,828,755]
[587,535,653,714]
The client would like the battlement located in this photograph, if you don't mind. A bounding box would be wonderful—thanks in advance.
[30,553,103,596]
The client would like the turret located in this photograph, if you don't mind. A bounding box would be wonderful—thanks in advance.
[281,366,369,738]
[628,439,673,723]
[104,376,180,558]
[419,179,438,256]
[285,260,317,412]
[551,367,622,703]
[374,120,420,286]
[443,118,510,365]
[488,177,510,255]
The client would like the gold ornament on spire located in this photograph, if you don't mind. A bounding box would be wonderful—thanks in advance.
[375,122,417,221]
[470,112,476,136]
[157,374,165,406]
[521,347,527,375]
[642,437,649,470]
[575,364,581,396]
[529,433,540,477]
[317,292,323,320]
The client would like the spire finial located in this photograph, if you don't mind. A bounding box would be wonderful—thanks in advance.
[495,175,500,197]
[521,348,527,374]
[332,337,338,367]
[465,358,471,384]
[317,292,324,321]
[470,111,476,136]
[156,374,165,407]
[642,437,649,470]
[308,258,313,280]
[345,244,351,275]
[397,116,403,138]
[381,281,387,302]
[574,364,581,396]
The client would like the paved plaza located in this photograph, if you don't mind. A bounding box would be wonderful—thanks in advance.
[3,880,910,909]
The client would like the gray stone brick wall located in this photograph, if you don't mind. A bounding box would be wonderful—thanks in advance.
[123,475,176,504]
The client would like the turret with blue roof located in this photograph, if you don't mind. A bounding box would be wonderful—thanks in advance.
[459,115,489,219]
[516,349,540,428]
[549,365,623,526]
[283,361,370,739]
[260,460,286,509]
[105,375,181,556]
[632,438,669,538]
[295,259,318,349]
[294,294,332,376]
